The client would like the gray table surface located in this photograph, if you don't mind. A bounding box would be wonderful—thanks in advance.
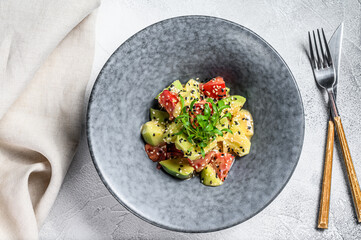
[40,0,361,239]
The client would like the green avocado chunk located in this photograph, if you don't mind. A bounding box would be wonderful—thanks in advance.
[175,134,193,153]
[224,95,246,108]
[163,121,182,143]
[160,158,194,179]
[155,80,183,99]
[150,108,169,124]
[215,117,230,131]
[141,121,165,146]
[179,79,201,106]
[201,164,223,186]
[175,134,217,161]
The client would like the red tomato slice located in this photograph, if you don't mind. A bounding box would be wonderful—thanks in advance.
[211,152,235,181]
[192,101,213,116]
[158,90,180,120]
[145,144,167,162]
[200,76,226,99]
[188,151,216,172]
[145,143,184,162]
[189,101,213,127]
[166,143,184,159]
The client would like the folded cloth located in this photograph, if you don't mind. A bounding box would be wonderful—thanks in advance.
[0,0,100,239]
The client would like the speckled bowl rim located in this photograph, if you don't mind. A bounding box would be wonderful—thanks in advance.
[86,15,305,233]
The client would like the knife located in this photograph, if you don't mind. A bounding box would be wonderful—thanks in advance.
[318,23,343,229]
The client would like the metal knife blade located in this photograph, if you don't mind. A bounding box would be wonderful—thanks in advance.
[329,22,344,99]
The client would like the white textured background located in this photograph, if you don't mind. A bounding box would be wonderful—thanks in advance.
[40,0,361,239]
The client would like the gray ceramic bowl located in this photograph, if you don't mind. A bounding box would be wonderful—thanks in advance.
[87,16,304,232]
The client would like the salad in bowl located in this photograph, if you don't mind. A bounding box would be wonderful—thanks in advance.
[141,77,254,186]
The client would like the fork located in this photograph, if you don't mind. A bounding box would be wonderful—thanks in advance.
[309,29,361,222]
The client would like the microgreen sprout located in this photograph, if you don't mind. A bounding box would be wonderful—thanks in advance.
[175,95,233,157]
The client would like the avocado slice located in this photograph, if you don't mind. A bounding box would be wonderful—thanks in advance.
[155,80,183,99]
[160,158,194,179]
[201,164,223,186]
[224,95,246,108]
[224,132,251,157]
[175,134,193,153]
[179,79,201,106]
[150,108,169,124]
[141,121,165,146]
[215,117,230,131]
[163,121,182,143]
[175,134,217,161]
[230,109,254,140]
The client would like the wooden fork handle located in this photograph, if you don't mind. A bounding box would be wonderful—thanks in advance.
[318,120,334,229]
[334,116,361,222]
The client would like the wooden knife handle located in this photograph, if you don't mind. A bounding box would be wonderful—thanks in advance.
[318,120,334,229]
[334,116,361,222]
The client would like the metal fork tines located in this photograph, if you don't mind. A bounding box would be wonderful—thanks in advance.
[308,29,338,118]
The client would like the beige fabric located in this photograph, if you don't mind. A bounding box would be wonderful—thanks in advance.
[0,1,100,239]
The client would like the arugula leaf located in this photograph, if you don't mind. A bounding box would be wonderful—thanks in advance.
[210,115,218,126]
[218,99,225,108]
[213,128,223,136]
[201,148,205,158]
[204,104,211,117]
[199,142,207,148]
[206,98,214,104]
[204,124,214,132]
[222,128,233,134]
[212,102,218,115]
[189,99,197,113]
[180,95,185,109]
[187,135,194,143]
[222,112,232,120]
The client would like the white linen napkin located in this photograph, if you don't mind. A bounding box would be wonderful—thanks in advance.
[0,0,100,239]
